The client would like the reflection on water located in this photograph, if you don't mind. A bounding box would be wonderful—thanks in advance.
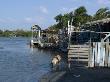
[0,37,57,82]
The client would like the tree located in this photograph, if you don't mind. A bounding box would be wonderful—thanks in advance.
[62,13,70,28]
[72,6,92,27]
[49,6,92,31]
[0,30,3,34]
[74,6,87,16]
[48,6,110,32]
[54,14,63,29]
[93,7,110,20]
[54,14,63,23]
[48,24,59,31]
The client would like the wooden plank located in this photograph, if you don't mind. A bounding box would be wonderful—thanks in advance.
[68,48,90,50]
[105,41,109,67]
[108,46,110,67]
[69,45,90,48]
[68,55,89,58]
[68,54,89,56]
[68,52,89,55]
[68,50,89,53]
[99,42,105,66]
[69,45,89,47]
[68,55,88,58]
[68,48,90,51]
[69,47,90,49]
[69,59,89,62]
[94,42,98,66]
[88,43,94,67]
[97,43,101,67]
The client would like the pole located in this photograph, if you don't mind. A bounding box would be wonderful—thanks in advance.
[31,27,33,40]
[38,29,41,43]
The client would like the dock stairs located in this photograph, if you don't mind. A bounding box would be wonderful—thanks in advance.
[68,44,90,68]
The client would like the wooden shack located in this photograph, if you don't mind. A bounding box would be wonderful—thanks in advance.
[68,18,110,68]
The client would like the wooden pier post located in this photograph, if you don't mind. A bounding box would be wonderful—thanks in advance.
[104,39,109,67]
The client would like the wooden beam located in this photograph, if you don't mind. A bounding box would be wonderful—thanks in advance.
[68,55,88,58]
[69,45,90,48]
[68,50,89,53]
[68,52,89,55]
[68,59,89,62]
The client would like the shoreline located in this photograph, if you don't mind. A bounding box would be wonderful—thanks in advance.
[39,71,66,82]
[58,67,110,82]
[39,66,110,82]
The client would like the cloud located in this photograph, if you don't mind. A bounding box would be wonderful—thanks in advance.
[70,0,80,2]
[60,7,68,13]
[25,17,32,21]
[23,16,45,26]
[39,6,48,14]
[0,18,17,23]
[0,19,6,23]
[69,7,77,12]
[0,16,45,26]
[60,7,77,13]
[24,17,34,23]
[97,0,110,4]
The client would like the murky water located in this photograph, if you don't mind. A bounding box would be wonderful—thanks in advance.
[0,37,56,82]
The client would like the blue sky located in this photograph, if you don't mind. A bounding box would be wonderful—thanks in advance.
[0,0,110,30]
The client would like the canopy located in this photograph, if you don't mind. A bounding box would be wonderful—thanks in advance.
[82,18,110,27]
[31,25,41,30]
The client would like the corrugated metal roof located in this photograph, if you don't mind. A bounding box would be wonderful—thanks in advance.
[31,24,41,30]
[82,18,110,27]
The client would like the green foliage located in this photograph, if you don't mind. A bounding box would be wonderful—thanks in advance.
[72,6,92,27]
[15,29,31,37]
[74,6,87,16]
[48,24,60,32]
[54,14,63,23]
[62,13,70,27]
[0,29,32,37]
[1,30,12,37]
[1,6,110,36]
[49,6,92,30]
[54,13,70,29]
[0,30,3,36]
[48,6,110,31]
[54,14,63,29]
[93,7,110,20]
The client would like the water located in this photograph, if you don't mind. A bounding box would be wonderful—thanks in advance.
[0,37,55,82]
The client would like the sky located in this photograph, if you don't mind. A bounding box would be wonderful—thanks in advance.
[0,0,110,30]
